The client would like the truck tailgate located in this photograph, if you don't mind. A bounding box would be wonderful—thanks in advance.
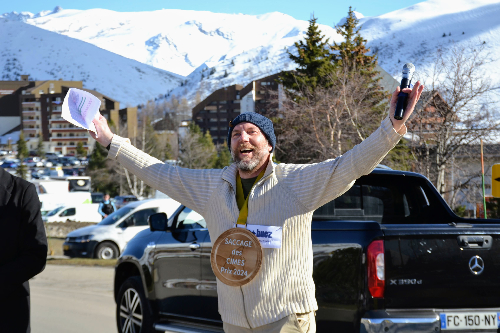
[383,224,500,309]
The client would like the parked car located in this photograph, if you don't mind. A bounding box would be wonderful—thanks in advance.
[31,169,49,180]
[0,150,8,156]
[91,192,104,204]
[63,168,79,176]
[1,160,18,168]
[42,204,102,223]
[63,198,181,259]
[46,158,62,167]
[23,157,44,167]
[59,156,80,166]
[114,168,500,333]
[45,152,62,159]
[114,195,139,209]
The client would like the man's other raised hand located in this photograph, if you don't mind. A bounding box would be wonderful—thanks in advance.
[389,81,424,134]
[89,115,114,147]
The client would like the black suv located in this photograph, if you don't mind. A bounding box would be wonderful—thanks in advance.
[114,169,500,333]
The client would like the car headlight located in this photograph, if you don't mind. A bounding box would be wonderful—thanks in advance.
[74,235,94,243]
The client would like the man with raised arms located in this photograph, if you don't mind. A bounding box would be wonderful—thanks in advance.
[91,82,424,333]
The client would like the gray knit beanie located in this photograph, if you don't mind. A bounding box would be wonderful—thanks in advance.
[227,113,276,152]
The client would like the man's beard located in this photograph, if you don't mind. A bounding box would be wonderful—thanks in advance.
[231,144,267,172]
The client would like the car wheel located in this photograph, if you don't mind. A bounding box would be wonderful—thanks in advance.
[95,242,119,259]
[116,276,154,333]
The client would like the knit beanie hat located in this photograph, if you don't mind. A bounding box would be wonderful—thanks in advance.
[227,112,276,152]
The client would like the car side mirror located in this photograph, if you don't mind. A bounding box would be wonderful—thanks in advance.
[148,213,169,232]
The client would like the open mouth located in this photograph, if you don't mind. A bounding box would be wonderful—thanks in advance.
[239,147,254,156]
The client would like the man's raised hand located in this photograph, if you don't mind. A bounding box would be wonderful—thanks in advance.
[89,114,114,147]
[389,80,424,134]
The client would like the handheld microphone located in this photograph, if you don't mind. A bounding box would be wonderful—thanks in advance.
[394,63,415,120]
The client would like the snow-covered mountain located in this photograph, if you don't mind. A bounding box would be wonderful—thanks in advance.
[2,0,500,108]
[358,0,500,80]
[0,17,183,106]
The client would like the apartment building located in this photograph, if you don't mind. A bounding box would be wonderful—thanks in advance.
[193,67,399,145]
[192,73,281,144]
[0,75,137,155]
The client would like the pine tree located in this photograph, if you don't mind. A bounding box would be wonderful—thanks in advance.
[164,142,174,161]
[213,142,232,169]
[87,142,117,194]
[332,7,378,77]
[76,141,86,158]
[36,137,45,158]
[87,142,108,171]
[331,6,386,112]
[16,132,29,179]
[278,16,336,97]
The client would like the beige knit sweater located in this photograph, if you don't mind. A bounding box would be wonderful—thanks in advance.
[108,117,404,328]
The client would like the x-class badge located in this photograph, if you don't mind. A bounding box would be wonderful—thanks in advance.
[469,255,484,275]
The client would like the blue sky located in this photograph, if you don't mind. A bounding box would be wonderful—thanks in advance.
[1,0,424,26]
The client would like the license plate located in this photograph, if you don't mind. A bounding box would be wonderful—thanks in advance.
[63,245,69,251]
[440,312,500,330]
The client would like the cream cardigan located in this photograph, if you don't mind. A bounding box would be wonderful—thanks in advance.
[108,117,404,328]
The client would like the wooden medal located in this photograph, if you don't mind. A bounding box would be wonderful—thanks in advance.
[210,228,263,287]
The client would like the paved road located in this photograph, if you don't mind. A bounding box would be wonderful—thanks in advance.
[30,264,117,333]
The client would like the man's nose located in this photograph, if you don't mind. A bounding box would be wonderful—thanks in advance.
[240,131,250,141]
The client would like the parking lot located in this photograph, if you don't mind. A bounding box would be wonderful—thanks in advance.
[31,264,116,333]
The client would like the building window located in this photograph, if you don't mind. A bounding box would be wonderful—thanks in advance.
[220,101,226,104]
[209,118,217,122]
[70,142,75,146]
[69,133,74,137]
[210,127,218,131]
[219,109,227,113]
[234,109,240,112]
[209,110,217,113]
[57,133,62,137]
[219,118,227,122]
[57,142,62,146]
[213,136,219,140]
[233,100,240,104]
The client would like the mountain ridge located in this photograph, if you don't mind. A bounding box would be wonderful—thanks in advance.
[2,1,499,109]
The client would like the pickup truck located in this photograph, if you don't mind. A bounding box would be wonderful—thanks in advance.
[114,168,500,333]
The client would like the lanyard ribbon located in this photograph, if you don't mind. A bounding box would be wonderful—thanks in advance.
[235,169,265,226]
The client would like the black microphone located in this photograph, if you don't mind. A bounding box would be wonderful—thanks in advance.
[394,63,415,120]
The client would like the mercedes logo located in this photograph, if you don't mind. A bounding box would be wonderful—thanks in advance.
[469,255,484,275]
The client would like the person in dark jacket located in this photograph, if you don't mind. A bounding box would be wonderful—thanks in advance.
[98,193,116,219]
[0,166,48,333]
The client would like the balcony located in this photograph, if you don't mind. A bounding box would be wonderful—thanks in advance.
[50,137,89,142]
[50,128,87,133]
[22,102,40,107]
[22,110,38,116]
[49,119,65,123]
[22,120,39,125]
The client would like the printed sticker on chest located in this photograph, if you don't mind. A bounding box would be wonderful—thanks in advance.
[236,224,283,248]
